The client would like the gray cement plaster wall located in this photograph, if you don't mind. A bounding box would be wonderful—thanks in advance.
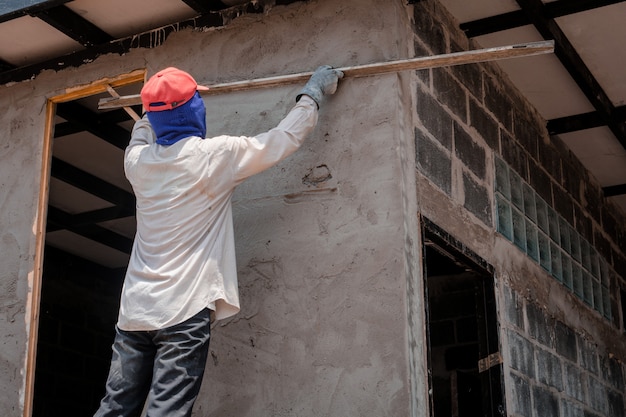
[0,0,428,415]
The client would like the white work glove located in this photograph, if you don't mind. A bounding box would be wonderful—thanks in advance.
[296,65,344,107]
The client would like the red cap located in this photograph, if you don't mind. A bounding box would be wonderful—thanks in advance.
[141,67,209,112]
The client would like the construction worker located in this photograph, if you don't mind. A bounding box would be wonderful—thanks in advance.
[93,65,343,417]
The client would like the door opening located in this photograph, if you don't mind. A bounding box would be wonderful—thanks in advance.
[29,71,144,417]
[423,219,505,417]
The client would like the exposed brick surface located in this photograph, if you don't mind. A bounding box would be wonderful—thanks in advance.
[574,205,594,242]
[600,205,620,246]
[510,372,532,417]
[555,320,577,362]
[609,390,626,417]
[507,330,536,378]
[513,112,540,160]
[532,385,560,417]
[561,157,584,199]
[417,93,453,150]
[503,285,524,330]
[588,376,609,415]
[413,5,447,55]
[484,74,514,131]
[607,356,625,391]
[561,399,584,417]
[501,129,529,182]
[451,61,482,104]
[563,362,586,402]
[582,181,602,223]
[433,68,466,120]
[526,303,555,348]
[415,128,452,195]
[469,98,499,150]
[538,139,562,185]
[454,122,486,179]
[536,347,563,391]
[527,159,552,205]
[463,172,491,226]
[552,184,575,226]
[592,228,612,265]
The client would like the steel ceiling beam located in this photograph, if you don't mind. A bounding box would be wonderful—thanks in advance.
[180,0,229,13]
[460,0,626,198]
[548,105,626,135]
[55,101,131,150]
[0,0,69,23]
[32,5,113,47]
[50,157,136,210]
[47,206,133,254]
[514,0,626,148]
[0,0,303,84]
[603,184,626,197]
[461,0,626,38]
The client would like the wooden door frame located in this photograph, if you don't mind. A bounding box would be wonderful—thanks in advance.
[23,69,145,417]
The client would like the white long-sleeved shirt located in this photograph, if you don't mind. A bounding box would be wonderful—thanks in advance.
[118,96,318,331]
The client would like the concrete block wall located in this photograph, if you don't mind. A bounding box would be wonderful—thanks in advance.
[411,1,625,416]
[503,286,625,417]
[33,248,122,416]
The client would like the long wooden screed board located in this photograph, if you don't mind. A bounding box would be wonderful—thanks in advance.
[99,40,554,111]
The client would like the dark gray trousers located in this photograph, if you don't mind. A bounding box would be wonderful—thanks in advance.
[94,308,212,417]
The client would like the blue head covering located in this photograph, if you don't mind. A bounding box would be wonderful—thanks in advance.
[147,92,207,146]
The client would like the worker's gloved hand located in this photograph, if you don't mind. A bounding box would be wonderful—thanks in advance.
[297,65,344,107]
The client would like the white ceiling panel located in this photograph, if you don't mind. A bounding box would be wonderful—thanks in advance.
[475,26,596,119]
[65,0,198,39]
[98,217,136,239]
[48,177,114,214]
[46,230,130,267]
[0,15,82,66]
[559,127,626,186]
[52,131,131,192]
[437,0,519,24]
[556,3,626,106]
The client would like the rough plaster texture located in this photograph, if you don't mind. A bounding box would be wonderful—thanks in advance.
[0,0,426,415]
[0,82,50,416]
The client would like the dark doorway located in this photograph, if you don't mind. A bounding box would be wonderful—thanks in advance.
[423,219,505,417]
[32,75,143,417]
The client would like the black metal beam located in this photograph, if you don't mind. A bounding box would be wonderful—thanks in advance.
[461,11,528,38]
[0,58,15,72]
[32,5,113,47]
[603,184,626,197]
[515,0,626,150]
[50,157,135,209]
[53,121,84,138]
[0,0,69,23]
[55,101,130,150]
[47,206,133,254]
[46,205,135,233]
[54,107,140,139]
[548,105,626,135]
[461,0,626,38]
[548,112,605,135]
[0,11,224,85]
[180,0,229,13]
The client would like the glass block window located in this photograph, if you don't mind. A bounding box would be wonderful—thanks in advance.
[494,156,612,320]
